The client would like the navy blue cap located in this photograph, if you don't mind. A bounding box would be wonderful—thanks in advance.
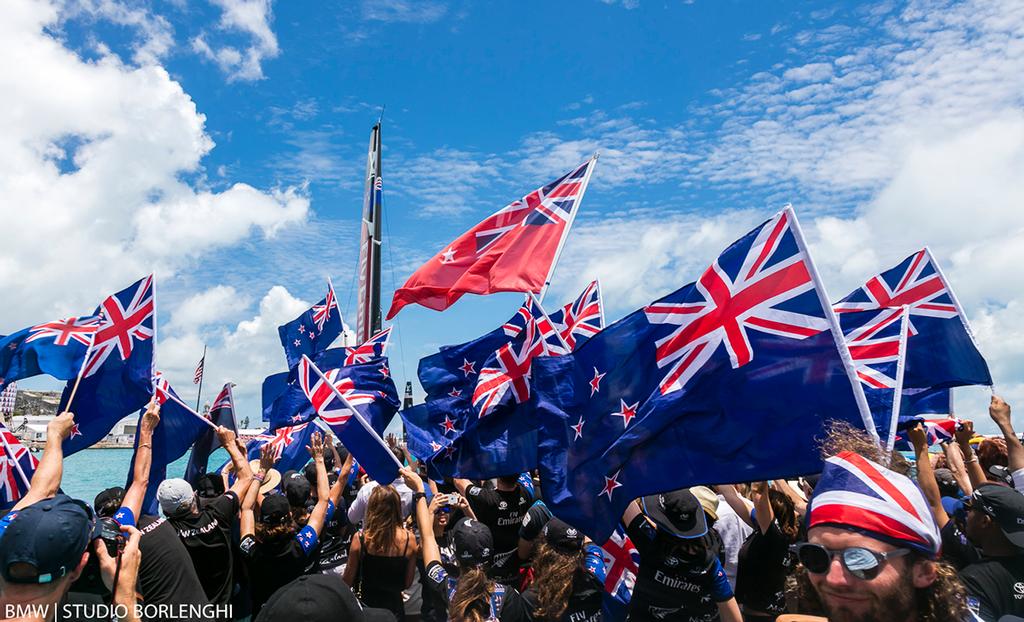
[0,495,99,584]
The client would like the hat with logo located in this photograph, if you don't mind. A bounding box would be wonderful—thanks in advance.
[157,478,196,517]
[641,489,707,539]
[543,517,584,554]
[451,518,494,566]
[260,494,292,525]
[256,574,394,622]
[0,495,100,584]
[284,472,312,507]
[93,486,125,517]
[969,484,1024,549]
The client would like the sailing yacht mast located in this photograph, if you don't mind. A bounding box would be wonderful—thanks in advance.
[356,122,384,343]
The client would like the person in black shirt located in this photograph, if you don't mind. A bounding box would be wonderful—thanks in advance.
[623,489,742,622]
[958,484,1024,621]
[420,492,473,622]
[720,483,798,622]
[240,434,345,616]
[404,468,530,622]
[455,475,534,586]
[158,425,252,605]
[521,518,605,622]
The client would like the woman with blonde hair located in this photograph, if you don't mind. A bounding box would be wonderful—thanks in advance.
[344,482,419,620]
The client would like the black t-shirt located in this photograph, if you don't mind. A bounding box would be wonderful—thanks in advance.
[309,499,352,572]
[940,519,982,570]
[465,484,533,584]
[168,491,239,605]
[239,525,320,615]
[733,519,795,616]
[625,514,733,622]
[137,515,213,617]
[423,560,530,622]
[522,567,604,622]
[959,554,1024,621]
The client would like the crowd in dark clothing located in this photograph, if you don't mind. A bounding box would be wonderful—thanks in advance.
[1,396,1023,622]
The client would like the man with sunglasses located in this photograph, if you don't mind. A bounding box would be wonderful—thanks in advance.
[958,484,1024,621]
[794,450,970,622]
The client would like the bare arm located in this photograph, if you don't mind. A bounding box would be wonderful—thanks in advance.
[772,479,807,517]
[942,441,973,497]
[401,467,440,566]
[989,396,1023,474]
[121,399,160,520]
[452,477,472,496]
[13,411,76,511]
[716,599,743,622]
[221,426,252,498]
[717,484,755,529]
[955,420,986,490]
[909,424,949,527]
[241,444,276,539]
[304,433,332,535]
[342,533,361,586]
[753,482,774,534]
[404,533,419,588]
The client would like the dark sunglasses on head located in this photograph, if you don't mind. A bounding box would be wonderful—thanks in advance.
[791,542,910,580]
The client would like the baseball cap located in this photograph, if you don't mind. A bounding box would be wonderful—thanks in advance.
[451,518,494,566]
[157,479,195,517]
[1,495,100,584]
[542,518,584,554]
[689,486,719,521]
[987,465,1014,487]
[260,494,292,525]
[933,468,959,497]
[93,486,125,518]
[256,574,394,622]
[969,484,1024,548]
[284,472,312,507]
[641,489,707,539]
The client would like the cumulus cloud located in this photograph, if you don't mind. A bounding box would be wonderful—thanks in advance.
[0,0,307,326]
[193,0,279,82]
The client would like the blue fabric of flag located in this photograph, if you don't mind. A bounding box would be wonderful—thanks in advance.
[0,316,99,392]
[901,388,952,417]
[532,209,872,541]
[246,422,318,474]
[184,386,237,485]
[278,286,343,369]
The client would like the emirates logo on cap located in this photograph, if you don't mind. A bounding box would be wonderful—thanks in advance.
[566,528,578,538]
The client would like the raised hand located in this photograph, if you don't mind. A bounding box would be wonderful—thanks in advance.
[955,419,976,446]
[141,397,161,432]
[47,411,77,440]
[907,423,928,449]
[989,395,1012,428]
[259,442,277,472]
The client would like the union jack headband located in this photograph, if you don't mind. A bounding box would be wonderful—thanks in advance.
[808,451,941,557]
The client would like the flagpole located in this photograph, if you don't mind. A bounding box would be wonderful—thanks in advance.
[0,429,32,491]
[301,355,402,470]
[784,205,880,446]
[227,383,239,431]
[528,293,571,353]
[64,326,99,412]
[885,306,911,455]
[594,279,606,329]
[538,153,599,304]
[163,390,218,430]
[195,345,207,413]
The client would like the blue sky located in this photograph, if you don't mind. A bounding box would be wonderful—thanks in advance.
[2,0,1023,433]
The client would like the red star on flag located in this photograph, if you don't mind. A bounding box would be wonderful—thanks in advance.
[459,359,476,377]
[600,470,623,500]
[380,364,390,378]
[69,423,82,439]
[441,415,457,434]
[589,367,605,396]
[612,399,639,428]
[448,388,462,398]
[571,416,585,440]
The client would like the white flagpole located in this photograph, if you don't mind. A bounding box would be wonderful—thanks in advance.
[163,389,218,430]
[538,153,599,304]
[0,428,32,491]
[885,306,911,455]
[301,355,402,471]
[64,325,99,412]
[785,205,880,446]
[594,279,606,330]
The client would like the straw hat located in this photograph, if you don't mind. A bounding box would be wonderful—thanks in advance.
[249,460,282,494]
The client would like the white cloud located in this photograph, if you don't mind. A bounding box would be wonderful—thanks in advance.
[0,0,307,327]
[599,0,640,9]
[362,0,447,23]
[193,0,279,82]
[64,0,175,65]
[782,61,833,83]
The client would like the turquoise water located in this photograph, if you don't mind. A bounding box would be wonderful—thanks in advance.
[60,448,230,504]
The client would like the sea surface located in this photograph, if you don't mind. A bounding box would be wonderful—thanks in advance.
[61,447,230,504]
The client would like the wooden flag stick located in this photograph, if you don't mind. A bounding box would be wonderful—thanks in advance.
[64,327,99,412]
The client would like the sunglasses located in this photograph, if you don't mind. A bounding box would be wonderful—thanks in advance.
[792,543,910,580]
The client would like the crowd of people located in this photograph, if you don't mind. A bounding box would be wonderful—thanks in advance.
[1,396,1022,622]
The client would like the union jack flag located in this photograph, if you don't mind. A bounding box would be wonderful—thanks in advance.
[842,307,908,391]
[298,357,378,428]
[809,450,941,556]
[254,422,308,454]
[550,280,604,351]
[472,317,542,417]
[344,327,392,365]
[83,275,155,377]
[312,282,340,332]
[210,385,232,414]
[644,210,829,394]
[893,416,962,449]
[25,316,100,347]
[475,159,593,254]
[152,370,174,405]
[597,526,639,604]
[1,421,38,506]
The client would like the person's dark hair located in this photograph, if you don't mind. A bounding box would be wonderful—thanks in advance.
[977,438,1008,475]
[768,489,800,542]
[497,474,519,487]
[819,420,911,476]
[450,566,497,622]
[528,541,583,620]
[786,554,969,622]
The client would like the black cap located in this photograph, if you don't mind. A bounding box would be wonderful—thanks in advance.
[260,494,292,525]
[971,484,1024,548]
[933,468,959,497]
[1,495,99,584]
[93,487,125,517]
[641,489,707,539]
[256,574,394,622]
[542,518,584,554]
[988,465,1014,487]
[303,462,319,486]
[451,518,494,566]
[284,473,311,507]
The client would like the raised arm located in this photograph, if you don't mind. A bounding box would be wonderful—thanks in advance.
[304,433,333,535]
[988,396,1023,478]
[753,482,774,534]
[120,399,161,521]
[13,411,76,511]
[717,484,755,529]
[941,440,973,497]
[402,467,439,566]
[772,479,808,517]
[452,477,472,496]
[221,426,252,498]
[908,423,949,527]
[241,443,276,539]
[955,420,986,490]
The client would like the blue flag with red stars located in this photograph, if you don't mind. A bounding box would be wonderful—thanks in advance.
[278,281,346,369]
[0,316,100,392]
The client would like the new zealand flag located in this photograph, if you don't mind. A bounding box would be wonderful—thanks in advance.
[278,281,346,369]
[0,316,100,392]
[184,383,237,485]
[533,208,872,541]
